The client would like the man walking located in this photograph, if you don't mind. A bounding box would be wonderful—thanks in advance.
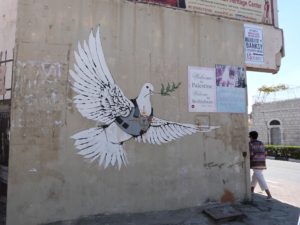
[249,131,272,200]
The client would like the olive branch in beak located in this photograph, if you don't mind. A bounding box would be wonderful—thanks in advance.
[160,82,181,96]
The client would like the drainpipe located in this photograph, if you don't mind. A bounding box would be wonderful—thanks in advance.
[242,150,251,201]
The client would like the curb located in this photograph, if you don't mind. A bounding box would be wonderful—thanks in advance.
[267,156,300,163]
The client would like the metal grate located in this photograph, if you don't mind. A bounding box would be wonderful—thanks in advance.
[0,50,13,101]
[253,86,300,104]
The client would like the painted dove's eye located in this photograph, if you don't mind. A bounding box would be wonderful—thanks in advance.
[146,86,149,89]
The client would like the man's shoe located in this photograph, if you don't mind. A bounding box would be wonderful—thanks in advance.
[266,196,272,201]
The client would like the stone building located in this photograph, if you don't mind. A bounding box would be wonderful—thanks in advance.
[250,89,300,146]
[0,0,284,224]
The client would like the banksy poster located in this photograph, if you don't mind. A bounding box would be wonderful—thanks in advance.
[0,65,6,95]
[216,64,246,113]
[244,24,264,64]
[188,66,216,112]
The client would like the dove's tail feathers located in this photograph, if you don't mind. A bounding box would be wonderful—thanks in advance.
[71,127,128,169]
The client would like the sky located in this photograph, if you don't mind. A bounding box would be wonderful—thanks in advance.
[247,1,300,113]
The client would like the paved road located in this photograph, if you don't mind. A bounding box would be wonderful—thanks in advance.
[252,159,300,207]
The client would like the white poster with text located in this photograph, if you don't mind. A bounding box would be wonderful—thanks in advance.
[244,24,264,64]
[188,66,216,112]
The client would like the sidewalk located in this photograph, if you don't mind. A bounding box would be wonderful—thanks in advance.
[2,195,299,225]
[45,194,300,225]
[2,190,299,225]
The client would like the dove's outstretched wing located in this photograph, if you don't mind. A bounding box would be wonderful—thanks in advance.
[70,26,134,125]
[135,117,219,145]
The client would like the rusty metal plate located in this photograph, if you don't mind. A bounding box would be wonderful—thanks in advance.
[203,204,244,222]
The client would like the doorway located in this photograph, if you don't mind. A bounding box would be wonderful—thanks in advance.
[270,127,281,145]
[269,119,282,145]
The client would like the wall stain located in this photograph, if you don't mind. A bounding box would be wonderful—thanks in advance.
[221,189,235,203]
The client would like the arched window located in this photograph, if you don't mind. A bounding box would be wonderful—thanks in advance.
[269,120,280,126]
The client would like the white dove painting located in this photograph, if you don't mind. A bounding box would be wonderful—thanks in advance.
[70,26,219,169]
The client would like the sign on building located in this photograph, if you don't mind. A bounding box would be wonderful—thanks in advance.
[244,24,264,64]
[188,65,246,113]
[131,0,274,25]
[185,0,273,25]
[188,67,216,112]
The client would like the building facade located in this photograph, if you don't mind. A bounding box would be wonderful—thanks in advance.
[250,98,300,146]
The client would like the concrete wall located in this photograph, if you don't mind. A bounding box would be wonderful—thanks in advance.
[250,99,300,145]
[7,0,252,224]
[0,0,17,56]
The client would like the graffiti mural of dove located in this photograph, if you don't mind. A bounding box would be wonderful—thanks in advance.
[70,26,219,169]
